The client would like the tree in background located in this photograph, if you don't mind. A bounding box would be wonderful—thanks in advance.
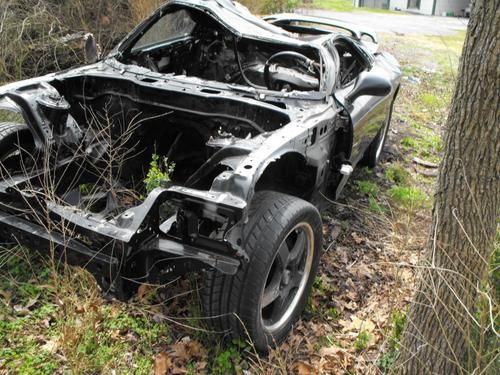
[392,0,499,373]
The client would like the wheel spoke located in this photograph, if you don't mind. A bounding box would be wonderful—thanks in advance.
[289,231,306,266]
[262,283,281,308]
[290,270,304,289]
[260,221,315,333]
[275,286,293,314]
[277,242,290,269]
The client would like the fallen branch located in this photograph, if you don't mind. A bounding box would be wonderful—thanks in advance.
[412,157,439,169]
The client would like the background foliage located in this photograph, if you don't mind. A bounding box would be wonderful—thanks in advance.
[0,0,304,84]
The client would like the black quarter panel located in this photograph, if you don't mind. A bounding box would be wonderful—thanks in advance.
[336,52,400,165]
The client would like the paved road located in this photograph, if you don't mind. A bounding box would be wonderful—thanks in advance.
[297,9,468,36]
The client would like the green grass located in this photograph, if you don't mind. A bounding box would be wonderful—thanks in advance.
[305,276,341,321]
[368,196,385,214]
[354,331,370,352]
[388,31,465,168]
[211,340,247,374]
[0,251,171,374]
[388,186,430,210]
[355,180,380,197]
[423,32,467,75]
[421,93,441,109]
[401,137,417,150]
[311,0,355,12]
[310,0,397,13]
[325,306,342,320]
[394,31,466,76]
[386,164,411,185]
[401,129,443,163]
[377,311,407,373]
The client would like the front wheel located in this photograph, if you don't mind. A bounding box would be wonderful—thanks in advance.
[0,122,32,245]
[0,122,30,163]
[202,191,322,353]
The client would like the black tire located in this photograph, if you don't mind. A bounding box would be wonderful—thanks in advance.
[362,94,397,168]
[0,122,30,244]
[202,191,322,353]
[0,122,30,163]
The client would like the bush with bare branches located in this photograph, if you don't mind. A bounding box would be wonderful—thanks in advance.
[0,0,133,83]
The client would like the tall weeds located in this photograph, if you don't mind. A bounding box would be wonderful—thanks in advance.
[0,0,133,83]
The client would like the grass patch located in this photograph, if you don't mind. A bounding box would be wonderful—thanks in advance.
[401,136,417,150]
[386,164,411,185]
[419,129,443,156]
[310,0,397,13]
[305,276,341,321]
[421,93,442,110]
[310,0,355,12]
[401,130,443,163]
[211,340,248,374]
[377,311,406,373]
[368,196,385,214]
[0,249,171,374]
[423,32,467,75]
[385,30,465,169]
[355,180,380,197]
[388,186,430,210]
[354,331,370,352]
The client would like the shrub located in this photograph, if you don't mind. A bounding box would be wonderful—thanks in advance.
[144,154,175,193]
[0,0,133,83]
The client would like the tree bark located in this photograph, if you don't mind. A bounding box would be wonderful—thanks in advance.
[392,1,499,374]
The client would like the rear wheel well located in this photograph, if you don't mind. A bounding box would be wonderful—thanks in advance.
[255,152,317,201]
[323,124,353,198]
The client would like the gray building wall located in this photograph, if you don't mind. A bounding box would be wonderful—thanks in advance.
[389,0,434,14]
[434,0,469,16]
[357,0,390,9]
[362,0,471,15]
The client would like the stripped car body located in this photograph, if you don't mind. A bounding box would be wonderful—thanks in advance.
[0,0,400,341]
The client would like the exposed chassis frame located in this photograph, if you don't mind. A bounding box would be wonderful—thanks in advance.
[0,0,399,301]
[0,69,342,299]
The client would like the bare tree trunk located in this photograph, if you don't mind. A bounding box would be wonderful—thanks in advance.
[392,1,499,373]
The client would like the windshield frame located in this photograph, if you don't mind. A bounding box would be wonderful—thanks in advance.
[108,1,333,99]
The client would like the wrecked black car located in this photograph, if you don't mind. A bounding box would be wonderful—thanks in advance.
[0,0,400,351]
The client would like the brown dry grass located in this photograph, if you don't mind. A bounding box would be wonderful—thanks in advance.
[0,0,134,83]
[130,0,164,24]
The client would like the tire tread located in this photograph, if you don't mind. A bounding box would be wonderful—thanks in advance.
[201,191,322,351]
